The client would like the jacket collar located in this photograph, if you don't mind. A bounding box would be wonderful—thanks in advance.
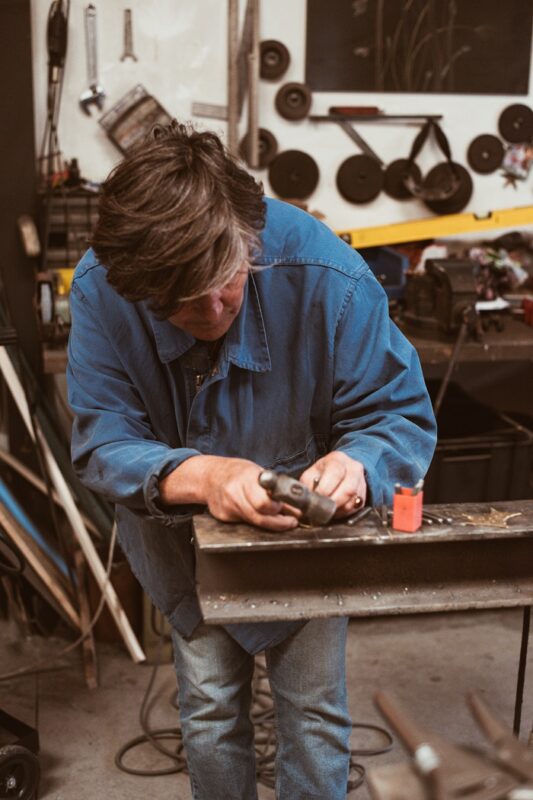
[148,273,271,373]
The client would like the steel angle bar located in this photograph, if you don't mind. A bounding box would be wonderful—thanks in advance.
[337,119,384,165]
[227,0,239,152]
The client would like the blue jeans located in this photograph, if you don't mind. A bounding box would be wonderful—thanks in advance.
[171,617,352,800]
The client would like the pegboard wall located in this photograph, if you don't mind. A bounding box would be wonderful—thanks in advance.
[30,0,533,231]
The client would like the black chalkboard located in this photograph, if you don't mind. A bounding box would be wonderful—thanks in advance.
[305,0,532,95]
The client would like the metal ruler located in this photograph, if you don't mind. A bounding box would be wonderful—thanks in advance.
[192,0,258,130]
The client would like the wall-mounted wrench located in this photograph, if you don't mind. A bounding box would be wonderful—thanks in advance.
[80,4,105,115]
[120,9,138,62]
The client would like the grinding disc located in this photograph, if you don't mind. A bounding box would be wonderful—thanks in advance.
[384,159,422,200]
[260,40,290,81]
[423,162,473,215]
[467,134,504,173]
[336,155,384,204]
[275,82,312,121]
[239,128,278,168]
[498,104,533,144]
[268,150,319,199]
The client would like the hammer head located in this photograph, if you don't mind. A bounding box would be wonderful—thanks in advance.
[258,470,336,526]
[79,86,106,116]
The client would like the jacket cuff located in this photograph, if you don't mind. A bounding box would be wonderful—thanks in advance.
[143,449,205,526]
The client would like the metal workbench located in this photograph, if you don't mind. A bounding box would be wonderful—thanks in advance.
[399,318,533,366]
[193,500,533,733]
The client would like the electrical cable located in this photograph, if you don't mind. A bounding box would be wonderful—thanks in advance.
[115,640,394,793]
[0,522,116,683]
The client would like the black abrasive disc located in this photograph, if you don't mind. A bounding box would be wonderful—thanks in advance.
[239,128,278,168]
[336,154,383,204]
[268,150,319,199]
[275,82,312,120]
[384,159,422,199]
[467,134,504,174]
[260,40,290,80]
[498,104,533,144]
[423,162,473,215]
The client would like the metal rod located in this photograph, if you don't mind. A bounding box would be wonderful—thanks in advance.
[246,0,260,168]
[513,605,531,736]
[310,114,443,123]
[227,0,239,154]
[433,316,469,417]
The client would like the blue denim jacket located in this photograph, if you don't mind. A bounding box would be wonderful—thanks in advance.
[67,198,436,654]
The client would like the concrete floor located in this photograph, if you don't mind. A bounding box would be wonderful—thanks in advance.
[1,608,531,799]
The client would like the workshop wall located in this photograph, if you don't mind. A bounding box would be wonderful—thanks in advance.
[30,0,533,231]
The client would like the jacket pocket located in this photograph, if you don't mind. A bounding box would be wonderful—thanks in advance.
[265,434,329,477]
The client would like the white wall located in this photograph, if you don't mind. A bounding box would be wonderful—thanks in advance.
[31,0,533,232]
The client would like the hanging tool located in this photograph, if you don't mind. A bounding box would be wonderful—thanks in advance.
[47,0,68,85]
[120,9,138,62]
[258,470,336,526]
[40,0,69,189]
[80,4,105,115]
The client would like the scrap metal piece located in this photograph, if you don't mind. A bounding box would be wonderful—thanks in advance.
[375,691,520,800]
[346,505,373,526]
[462,508,522,528]
[468,693,533,782]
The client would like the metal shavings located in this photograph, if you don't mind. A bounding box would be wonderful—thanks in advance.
[461,508,522,528]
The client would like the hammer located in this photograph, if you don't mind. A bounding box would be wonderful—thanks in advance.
[258,470,336,526]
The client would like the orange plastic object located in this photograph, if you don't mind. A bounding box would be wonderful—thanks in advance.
[523,298,533,327]
[392,487,423,532]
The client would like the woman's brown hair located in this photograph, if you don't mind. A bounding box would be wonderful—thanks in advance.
[91,120,265,318]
